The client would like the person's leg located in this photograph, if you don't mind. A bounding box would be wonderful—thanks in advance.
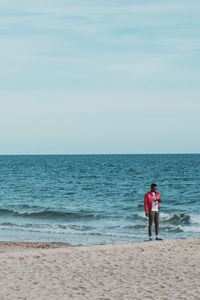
[154,212,159,236]
[148,212,154,239]
[155,212,162,240]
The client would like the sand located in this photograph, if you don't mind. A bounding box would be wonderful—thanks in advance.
[0,238,200,300]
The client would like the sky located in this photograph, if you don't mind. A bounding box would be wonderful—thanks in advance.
[0,0,200,154]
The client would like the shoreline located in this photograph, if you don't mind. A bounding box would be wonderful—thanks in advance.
[0,236,198,251]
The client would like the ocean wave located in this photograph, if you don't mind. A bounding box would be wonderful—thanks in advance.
[6,204,43,210]
[127,212,146,220]
[0,222,93,231]
[0,222,139,238]
[0,208,105,220]
[180,226,200,233]
[122,224,146,229]
[160,212,200,226]
[161,213,190,225]
[160,225,183,233]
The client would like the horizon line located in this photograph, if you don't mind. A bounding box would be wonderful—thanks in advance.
[0,153,199,156]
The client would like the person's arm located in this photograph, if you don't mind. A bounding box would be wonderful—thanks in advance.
[144,194,149,216]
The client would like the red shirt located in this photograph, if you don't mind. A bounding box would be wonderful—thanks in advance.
[144,191,161,212]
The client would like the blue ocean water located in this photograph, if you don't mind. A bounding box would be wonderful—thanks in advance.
[0,154,199,245]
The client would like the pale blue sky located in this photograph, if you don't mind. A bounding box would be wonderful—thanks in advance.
[0,0,200,154]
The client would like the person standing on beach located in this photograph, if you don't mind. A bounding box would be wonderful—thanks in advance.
[144,183,162,241]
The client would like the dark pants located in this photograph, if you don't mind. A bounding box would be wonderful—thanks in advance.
[148,211,159,236]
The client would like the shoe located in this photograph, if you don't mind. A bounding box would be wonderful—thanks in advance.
[156,237,163,240]
[149,237,153,241]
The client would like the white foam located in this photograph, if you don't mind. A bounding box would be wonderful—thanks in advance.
[181,226,200,233]
[160,212,171,220]
[190,214,200,225]
[0,223,139,238]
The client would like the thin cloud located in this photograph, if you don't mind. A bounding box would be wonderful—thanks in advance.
[0,0,200,153]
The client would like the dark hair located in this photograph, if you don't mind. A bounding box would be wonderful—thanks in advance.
[151,183,157,189]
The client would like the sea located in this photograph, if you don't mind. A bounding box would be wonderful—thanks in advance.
[0,154,199,245]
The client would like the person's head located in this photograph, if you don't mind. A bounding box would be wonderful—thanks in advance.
[151,183,157,192]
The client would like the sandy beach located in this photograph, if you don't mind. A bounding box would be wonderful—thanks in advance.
[0,238,199,300]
